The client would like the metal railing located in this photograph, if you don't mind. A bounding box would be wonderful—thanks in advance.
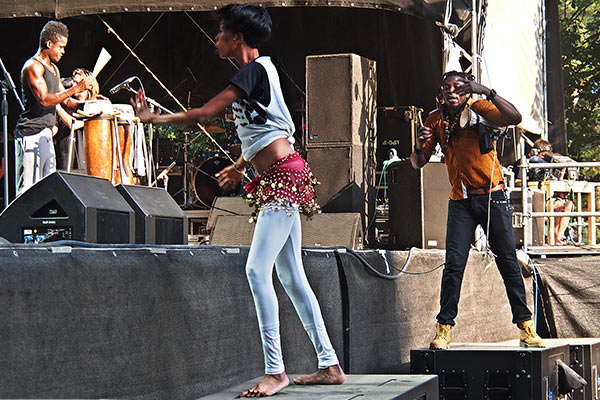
[514,155,600,251]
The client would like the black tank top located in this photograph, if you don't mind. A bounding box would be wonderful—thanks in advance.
[15,58,60,137]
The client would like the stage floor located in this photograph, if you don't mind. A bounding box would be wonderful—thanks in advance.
[199,374,439,399]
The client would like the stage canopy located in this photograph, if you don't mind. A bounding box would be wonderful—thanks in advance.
[0,0,470,21]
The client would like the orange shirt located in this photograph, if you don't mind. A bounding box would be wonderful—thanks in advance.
[422,99,512,200]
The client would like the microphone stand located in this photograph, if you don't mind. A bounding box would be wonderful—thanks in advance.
[122,85,173,187]
[0,56,24,210]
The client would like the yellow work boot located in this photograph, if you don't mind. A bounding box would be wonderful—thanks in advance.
[430,323,452,350]
[518,320,545,348]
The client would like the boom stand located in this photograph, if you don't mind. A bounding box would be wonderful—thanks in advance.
[0,56,25,209]
[1,84,9,209]
[122,85,172,187]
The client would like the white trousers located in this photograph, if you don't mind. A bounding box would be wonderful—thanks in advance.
[246,207,339,374]
[15,127,56,194]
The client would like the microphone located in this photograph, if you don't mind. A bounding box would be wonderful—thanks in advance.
[109,76,136,94]
[156,162,176,181]
[152,161,177,187]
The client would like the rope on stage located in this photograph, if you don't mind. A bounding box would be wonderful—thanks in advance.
[100,12,165,91]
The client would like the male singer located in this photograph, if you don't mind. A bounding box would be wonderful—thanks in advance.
[410,71,544,349]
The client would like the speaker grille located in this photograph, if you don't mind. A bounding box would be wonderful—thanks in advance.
[97,210,131,244]
[306,53,376,146]
[156,217,184,244]
[210,213,363,248]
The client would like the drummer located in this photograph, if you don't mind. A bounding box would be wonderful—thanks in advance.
[15,21,93,194]
[55,68,101,171]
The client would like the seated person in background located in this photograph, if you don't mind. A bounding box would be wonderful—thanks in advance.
[529,139,574,244]
[55,68,100,170]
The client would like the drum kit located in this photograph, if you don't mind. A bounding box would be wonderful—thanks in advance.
[69,98,243,209]
[153,110,244,209]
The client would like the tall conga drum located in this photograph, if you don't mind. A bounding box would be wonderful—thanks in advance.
[83,101,141,185]
[83,117,114,182]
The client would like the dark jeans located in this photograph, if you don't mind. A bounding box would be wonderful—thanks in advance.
[437,190,532,326]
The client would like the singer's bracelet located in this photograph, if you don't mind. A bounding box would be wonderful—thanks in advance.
[233,164,246,174]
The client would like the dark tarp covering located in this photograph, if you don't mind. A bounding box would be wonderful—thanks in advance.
[528,256,600,338]
[0,0,471,21]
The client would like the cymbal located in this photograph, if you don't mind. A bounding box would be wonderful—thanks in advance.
[203,123,226,134]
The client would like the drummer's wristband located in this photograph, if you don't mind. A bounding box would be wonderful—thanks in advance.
[62,87,73,100]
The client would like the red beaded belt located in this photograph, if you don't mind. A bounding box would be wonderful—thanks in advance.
[468,183,505,196]
[244,152,320,222]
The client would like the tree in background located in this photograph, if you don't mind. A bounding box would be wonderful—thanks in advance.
[560,0,600,179]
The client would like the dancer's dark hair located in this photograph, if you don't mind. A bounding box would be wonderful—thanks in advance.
[217,4,272,48]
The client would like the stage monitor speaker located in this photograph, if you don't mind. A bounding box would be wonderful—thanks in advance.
[387,160,451,250]
[306,53,376,146]
[0,172,134,244]
[206,196,252,232]
[210,212,363,248]
[116,184,188,244]
[411,344,569,400]
[306,145,375,238]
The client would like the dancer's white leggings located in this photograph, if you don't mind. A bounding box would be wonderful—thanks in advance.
[246,207,339,374]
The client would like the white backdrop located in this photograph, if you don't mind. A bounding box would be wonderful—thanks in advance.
[480,0,546,136]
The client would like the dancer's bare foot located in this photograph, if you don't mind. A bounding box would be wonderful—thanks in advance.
[239,373,290,397]
[293,364,346,385]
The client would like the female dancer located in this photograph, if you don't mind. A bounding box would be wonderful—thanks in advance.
[132,4,345,397]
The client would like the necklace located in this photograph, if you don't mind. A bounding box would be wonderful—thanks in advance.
[442,110,460,151]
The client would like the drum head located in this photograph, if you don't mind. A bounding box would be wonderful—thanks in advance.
[192,157,240,207]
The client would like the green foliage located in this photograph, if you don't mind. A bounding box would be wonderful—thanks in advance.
[152,119,230,158]
[560,0,600,173]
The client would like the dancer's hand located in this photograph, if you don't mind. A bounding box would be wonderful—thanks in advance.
[216,165,243,191]
[131,88,157,123]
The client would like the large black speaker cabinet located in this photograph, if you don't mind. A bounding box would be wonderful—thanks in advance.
[0,172,134,244]
[210,212,363,248]
[306,53,376,146]
[306,145,375,238]
[116,184,188,244]
[387,160,451,250]
[411,344,570,400]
